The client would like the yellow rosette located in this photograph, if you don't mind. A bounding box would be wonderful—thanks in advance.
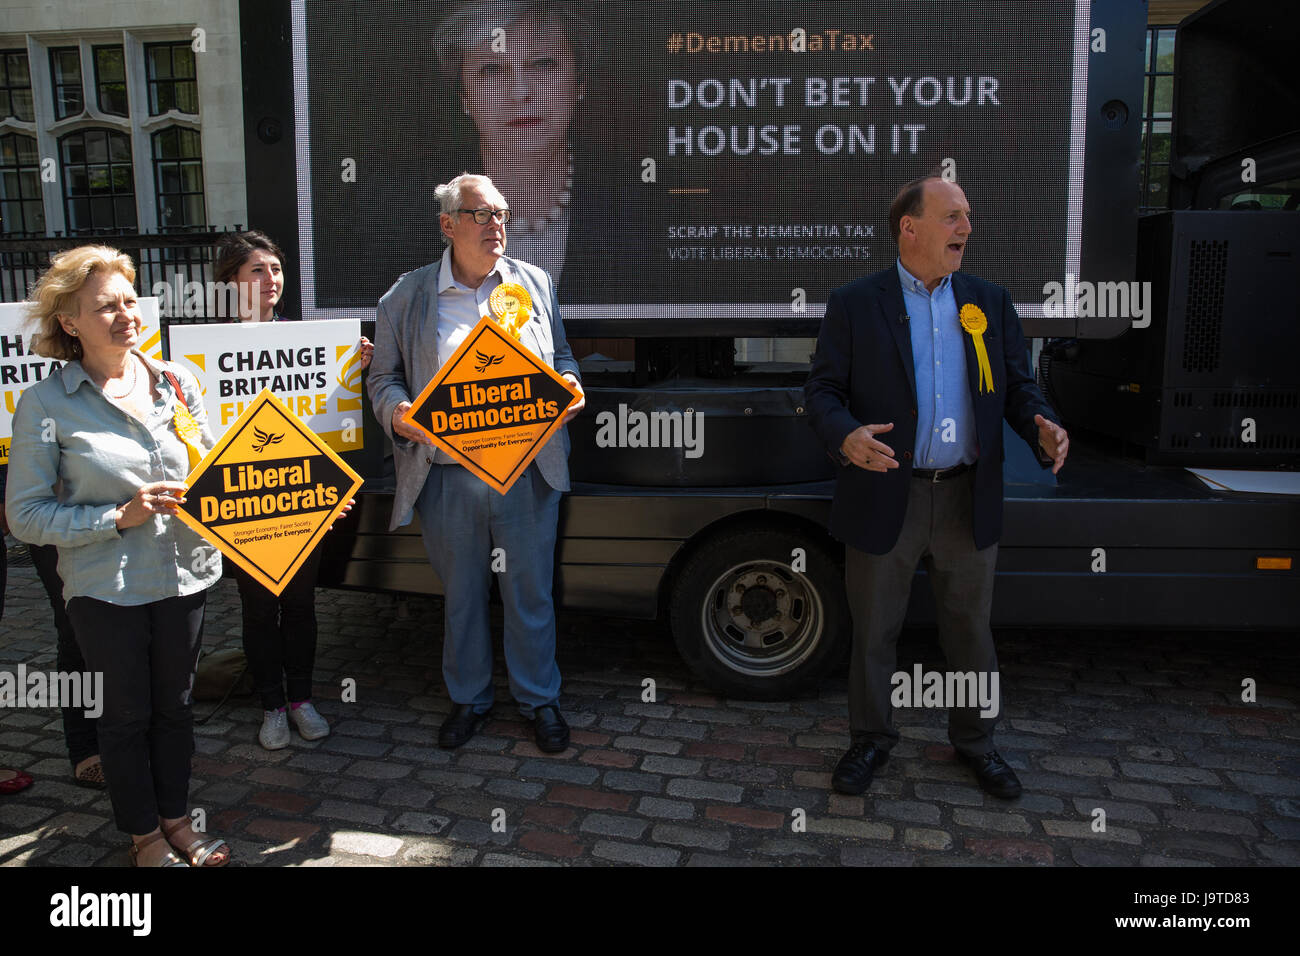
[959,303,995,394]
[172,406,203,470]
[489,283,532,342]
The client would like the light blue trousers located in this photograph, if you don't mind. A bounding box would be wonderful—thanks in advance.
[415,463,562,716]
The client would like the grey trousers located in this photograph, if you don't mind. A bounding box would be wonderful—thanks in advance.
[415,463,562,717]
[845,470,1000,757]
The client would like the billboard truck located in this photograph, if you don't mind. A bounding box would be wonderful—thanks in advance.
[235,0,1298,698]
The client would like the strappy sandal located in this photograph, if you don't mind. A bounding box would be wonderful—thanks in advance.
[162,819,231,868]
[73,757,107,790]
[130,830,190,867]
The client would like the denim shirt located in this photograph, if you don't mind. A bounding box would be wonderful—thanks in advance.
[4,350,222,604]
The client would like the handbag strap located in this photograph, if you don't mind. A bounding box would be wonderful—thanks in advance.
[163,369,188,412]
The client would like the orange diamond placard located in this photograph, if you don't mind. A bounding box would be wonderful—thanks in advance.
[174,388,363,595]
[402,316,579,494]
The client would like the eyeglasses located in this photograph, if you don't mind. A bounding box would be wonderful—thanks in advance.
[457,207,511,225]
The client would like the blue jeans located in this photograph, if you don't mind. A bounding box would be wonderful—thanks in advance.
[415,463,562,716]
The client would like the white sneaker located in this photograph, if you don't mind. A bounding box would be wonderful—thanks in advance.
[258,709,290,750]
[288,701,330,741]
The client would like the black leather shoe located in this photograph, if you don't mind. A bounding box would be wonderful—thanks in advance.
[532,704,570,753]
[957,749,1023,799]
[831,742,889,795]
[438,704,488,749]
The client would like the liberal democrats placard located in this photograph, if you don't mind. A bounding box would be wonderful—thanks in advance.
[402,316,579,494]
[174,388,363,595]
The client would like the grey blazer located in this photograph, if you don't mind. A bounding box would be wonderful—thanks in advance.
[367,253,582,530]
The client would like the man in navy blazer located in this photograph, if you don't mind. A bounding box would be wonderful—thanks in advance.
[368,173,584,754]
[805,176,1068,799]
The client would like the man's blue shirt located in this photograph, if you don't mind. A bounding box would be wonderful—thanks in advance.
[898,258,977,468]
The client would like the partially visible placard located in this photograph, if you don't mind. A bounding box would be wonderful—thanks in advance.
[0,298,162,465]
[168,319,365,452]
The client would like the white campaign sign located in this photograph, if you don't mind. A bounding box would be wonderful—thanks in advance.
[0,298,162,465]
[168,319,365,452]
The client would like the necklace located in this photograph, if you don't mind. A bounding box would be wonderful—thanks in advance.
[103,356,139,399]
[509,150,573,235]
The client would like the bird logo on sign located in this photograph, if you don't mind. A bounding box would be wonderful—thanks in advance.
[474,350,504,373]
[251,427,284,454]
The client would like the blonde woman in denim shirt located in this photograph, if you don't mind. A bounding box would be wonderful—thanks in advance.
[6,245,230,867]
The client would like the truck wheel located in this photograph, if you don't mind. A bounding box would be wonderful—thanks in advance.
[669,528,849,700]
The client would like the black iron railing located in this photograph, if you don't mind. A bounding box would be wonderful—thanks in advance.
[0,228,245,328]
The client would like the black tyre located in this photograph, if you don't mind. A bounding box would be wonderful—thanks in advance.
[668,526,850,700]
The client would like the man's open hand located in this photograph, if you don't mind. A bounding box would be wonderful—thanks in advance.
[1035,414,1069,474]
[841,423,899,472]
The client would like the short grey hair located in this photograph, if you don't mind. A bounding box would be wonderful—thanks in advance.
[433,1,595,93]
[435,172,498,245]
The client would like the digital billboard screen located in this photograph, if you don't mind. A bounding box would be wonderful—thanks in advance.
[292,1,1088,323]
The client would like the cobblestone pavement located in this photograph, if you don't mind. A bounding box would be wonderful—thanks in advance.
[1,556,1298,868]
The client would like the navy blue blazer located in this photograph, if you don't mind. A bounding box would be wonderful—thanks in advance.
[804,266,1055,555]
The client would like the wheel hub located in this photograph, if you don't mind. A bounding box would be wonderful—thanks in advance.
[739,582,779,623]
[699,560,824,677]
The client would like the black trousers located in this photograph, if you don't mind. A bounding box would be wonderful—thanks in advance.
[30,544,99,767]
[67,590,207,835]
[845,470,1001,757]
[233,547,322,710]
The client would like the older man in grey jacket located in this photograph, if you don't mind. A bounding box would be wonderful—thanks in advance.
[368,173,584,753]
